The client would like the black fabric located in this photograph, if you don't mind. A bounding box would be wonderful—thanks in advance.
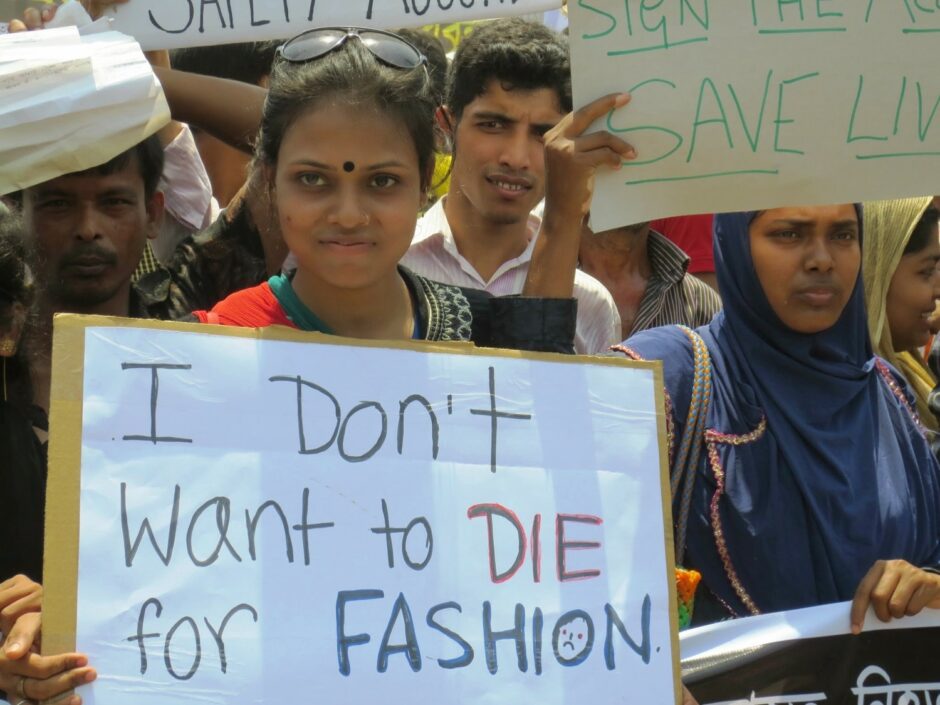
[0,400,46,583]
[466,290,576,354]
[400,267,576,354]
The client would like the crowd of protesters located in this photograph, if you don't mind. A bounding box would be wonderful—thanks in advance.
[1,1,939,703]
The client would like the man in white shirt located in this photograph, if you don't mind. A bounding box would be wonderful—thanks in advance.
[401,19,620,355]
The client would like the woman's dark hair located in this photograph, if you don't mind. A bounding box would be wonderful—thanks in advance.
[171,40,280,86]
[905,206,940,255]
[0,210,35,407]
[72,134,165,200]
[0,211,33,312]
[394,28,447,107]
[256,33,438,191]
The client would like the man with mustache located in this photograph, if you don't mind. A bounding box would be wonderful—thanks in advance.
[401,19,620,355]
[20,135,171,416]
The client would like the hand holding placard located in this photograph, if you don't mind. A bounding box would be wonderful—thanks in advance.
[526,93,637,298]
[80,0,131,20]
[0,576,95,705]
[5,0,129,32]
[850,559,940,634]
[544,92,637,223]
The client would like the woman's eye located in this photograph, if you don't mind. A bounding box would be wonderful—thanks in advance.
[299,173,326,187]
[832,229,858,241]
[771,229,800,240]
[371,174,399,189]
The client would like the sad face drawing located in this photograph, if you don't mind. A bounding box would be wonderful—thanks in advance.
[552,611,594,666]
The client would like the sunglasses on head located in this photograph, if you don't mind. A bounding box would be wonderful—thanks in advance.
[278,27,427,70]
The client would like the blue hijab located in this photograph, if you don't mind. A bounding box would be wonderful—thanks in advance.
[626,209,940,618]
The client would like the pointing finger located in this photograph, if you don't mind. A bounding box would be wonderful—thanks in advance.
[850,561,885,634]
[565,93,630,138]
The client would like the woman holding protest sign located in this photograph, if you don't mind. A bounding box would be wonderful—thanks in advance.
[862,197,940,433]
[620,205,940,629]
[189,26,632,348]
[0,22,635,705]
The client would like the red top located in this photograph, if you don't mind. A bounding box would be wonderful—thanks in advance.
[193,282,296,328]
[649,214,715,274]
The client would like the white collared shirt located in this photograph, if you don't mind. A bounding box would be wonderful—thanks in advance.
[401,199,621,355]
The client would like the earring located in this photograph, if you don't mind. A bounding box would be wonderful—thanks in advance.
[1,337,16,403]
[1,303,25,359]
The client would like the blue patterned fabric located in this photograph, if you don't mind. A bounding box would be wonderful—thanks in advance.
[627,208,940,619]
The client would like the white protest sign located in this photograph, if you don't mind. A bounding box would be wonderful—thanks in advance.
[569,1,940,232]
[44,316,679,705]
[96,0,562,50]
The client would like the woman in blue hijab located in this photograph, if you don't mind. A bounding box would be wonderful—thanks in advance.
[622,205,940,628]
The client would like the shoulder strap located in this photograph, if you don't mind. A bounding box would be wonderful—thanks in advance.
[672,326,712,564]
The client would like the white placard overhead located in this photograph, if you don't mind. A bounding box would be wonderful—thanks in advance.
[569,1,940,231]
[96,0,563,50]
[0,27,169,195]
[44,316,679,705]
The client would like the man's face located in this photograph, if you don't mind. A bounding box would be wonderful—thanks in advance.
[449,79,565,226]
[23,156,162,311]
